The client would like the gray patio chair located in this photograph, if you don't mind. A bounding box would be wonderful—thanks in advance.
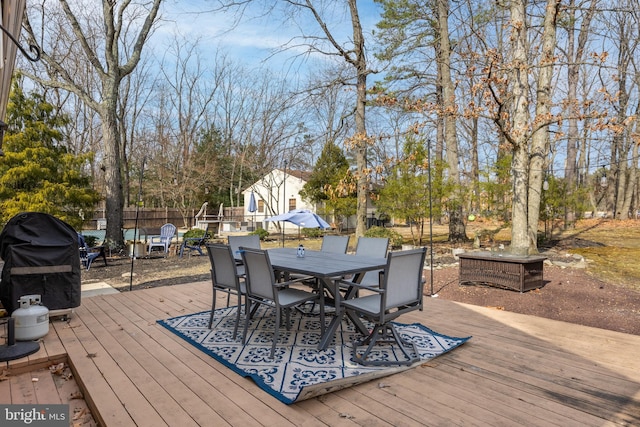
[320,235,349,254]
[228,234,261,277]
[339,247,427,366]
[353,237,389,288]
[335,236,390,298]
[228,234,261,262]
[205,243,247,339]
[240,247,325,359]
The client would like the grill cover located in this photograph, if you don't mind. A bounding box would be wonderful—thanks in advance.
[0,212,81,314]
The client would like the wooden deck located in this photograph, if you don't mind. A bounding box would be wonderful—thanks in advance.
[3,280,640,426]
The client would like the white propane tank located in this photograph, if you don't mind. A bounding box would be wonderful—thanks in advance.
[11,294,50,341]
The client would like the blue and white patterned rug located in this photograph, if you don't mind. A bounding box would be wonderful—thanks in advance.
[158,306,470,404]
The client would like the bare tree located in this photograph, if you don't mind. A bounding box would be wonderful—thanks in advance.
[149,36,218,225]
[300,63,354,163]
[217,0,374,236]
[22,0,162,249]
[119,53,156,207]
[374,0,469,238]
[605,2,640,219]
[501,0,530,254]
[562,0,598,222]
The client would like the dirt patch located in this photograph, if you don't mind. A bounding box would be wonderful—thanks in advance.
[83,253,211,291]
[431,263,640,335]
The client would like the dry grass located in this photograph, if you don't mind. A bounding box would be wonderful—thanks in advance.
[557,219,640,291]
[571,246,640,291]
[463,217,640,292]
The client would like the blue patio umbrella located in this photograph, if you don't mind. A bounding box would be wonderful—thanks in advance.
[265,209,330,242]
[265,209,331,230]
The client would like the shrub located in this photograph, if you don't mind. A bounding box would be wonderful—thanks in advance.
[302,228,324,238]
[183,228,209,239]
[249,227,270,241]
[364,226,404,248]
[83,235,99,247]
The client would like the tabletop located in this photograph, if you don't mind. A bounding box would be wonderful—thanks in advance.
[266,247,387,278]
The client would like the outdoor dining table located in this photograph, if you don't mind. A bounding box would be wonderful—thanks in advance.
[266,247,387,350]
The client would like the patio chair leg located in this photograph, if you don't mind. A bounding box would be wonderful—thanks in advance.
[354,326,380,363]
[271,308,281,359]
[352,324,419,367]
[242,309,250,344]
[232,295,242,340]
[209,289,217,329]
[242,299,255,344]
[249,300,261,319]
[319,292,325,337]
[285,308,291,330]
[389,324,419,364]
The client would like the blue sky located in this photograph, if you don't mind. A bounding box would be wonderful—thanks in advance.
[155,1,383,73]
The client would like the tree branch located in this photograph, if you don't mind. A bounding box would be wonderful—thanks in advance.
[58,0,106,78]
[18,70,100,112]
[120,0,162,77]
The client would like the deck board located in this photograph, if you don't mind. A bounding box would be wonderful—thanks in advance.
[2,280,639,426]
[412,361,596,426]
[54,308,141,427]
[9,371,38,404]
[31,368,62,405]
[78,297,197,427]
[86,295,254,427]
[91,290,321,427]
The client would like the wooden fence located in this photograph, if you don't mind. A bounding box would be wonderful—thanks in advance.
[84,207,245,230]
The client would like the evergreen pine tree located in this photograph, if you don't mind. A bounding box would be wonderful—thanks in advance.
[0,81,101,229]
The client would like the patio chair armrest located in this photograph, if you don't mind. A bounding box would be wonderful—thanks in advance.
[335,278,385,293]
[274,275,316,288]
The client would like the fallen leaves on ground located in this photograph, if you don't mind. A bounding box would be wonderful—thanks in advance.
[49,362,65,375]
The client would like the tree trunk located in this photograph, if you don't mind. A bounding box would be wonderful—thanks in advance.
[527,0,559,252]
[101,80,125,247]
[434,74,444,225]
[349,0,369,238]
[611,16,632,218]
[564,8,578,224]
[354,68,368,237]
[471,116,480,213]
[508,0,531,255]
[436,0,466,242]
[621,139,637,219]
